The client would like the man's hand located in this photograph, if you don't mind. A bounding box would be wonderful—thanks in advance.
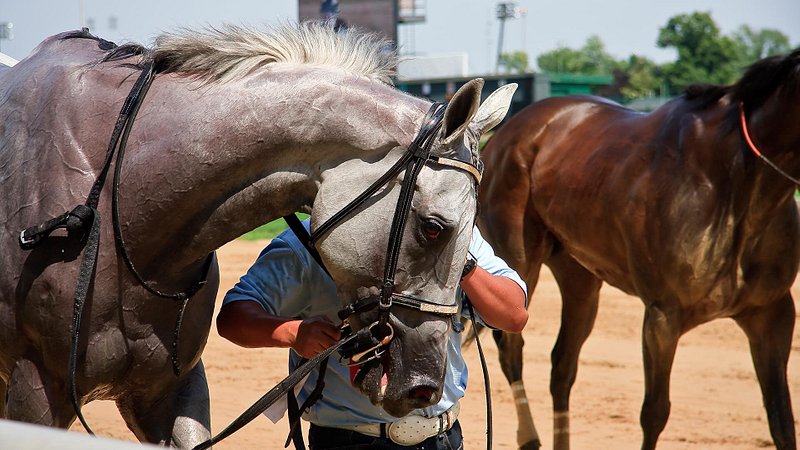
[291,316,342,359]
[217,302,343,355]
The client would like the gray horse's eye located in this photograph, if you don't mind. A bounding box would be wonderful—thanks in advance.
[421,219,444,240]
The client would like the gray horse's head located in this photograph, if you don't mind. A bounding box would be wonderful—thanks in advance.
[312,80,517,416]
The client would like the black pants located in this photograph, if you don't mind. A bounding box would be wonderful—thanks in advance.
[308,420,463,450]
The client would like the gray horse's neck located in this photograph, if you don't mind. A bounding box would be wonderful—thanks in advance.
[118,65,426,276]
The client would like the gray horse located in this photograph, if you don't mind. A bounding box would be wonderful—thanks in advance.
[0,23,515,446]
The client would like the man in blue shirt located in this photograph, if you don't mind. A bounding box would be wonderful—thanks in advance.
[217,221,528,449]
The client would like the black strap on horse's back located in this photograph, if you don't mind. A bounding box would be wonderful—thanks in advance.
[18,205,95,250]
[18,59,211,435]
[64,60,158,435]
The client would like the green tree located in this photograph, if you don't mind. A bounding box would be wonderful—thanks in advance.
[656,11,740,92]
[537,46,582,73]
[732,25,792,65]
[498,51,529,74]
[537,35,619,75]
[616,55,664,101]
[582,35,620,74]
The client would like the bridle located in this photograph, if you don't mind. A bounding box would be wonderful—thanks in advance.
[285,101,483,363]
[739,101,800,187]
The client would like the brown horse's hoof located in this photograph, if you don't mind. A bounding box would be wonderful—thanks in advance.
[519,441,542,450]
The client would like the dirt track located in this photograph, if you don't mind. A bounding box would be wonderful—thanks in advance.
[71,238,800,449]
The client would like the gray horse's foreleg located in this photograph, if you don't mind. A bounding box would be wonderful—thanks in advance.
[735,294,796,450]
[171,360,212,448]
[5,357,75,427]
[119,360,211,448]
[547,253,601,450]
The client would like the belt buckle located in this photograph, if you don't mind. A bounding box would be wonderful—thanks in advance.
[385,403,458,446]
[386,420,433,446]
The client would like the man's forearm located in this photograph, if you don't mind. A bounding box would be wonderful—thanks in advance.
[460,267,528,332]
[217,301,299,348]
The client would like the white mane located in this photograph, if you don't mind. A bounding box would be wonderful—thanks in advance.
[151,21,397,85]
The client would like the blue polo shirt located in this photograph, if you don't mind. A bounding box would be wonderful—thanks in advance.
[223,220,526,427]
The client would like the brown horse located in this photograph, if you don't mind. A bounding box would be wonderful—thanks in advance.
[479,49,800,450]
[0,23,515,446]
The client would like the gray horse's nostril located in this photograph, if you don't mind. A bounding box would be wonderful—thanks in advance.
[407,386,436,403]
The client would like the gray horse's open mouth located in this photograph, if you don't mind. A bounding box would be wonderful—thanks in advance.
[350,356,390,401]
[407,386,436,403]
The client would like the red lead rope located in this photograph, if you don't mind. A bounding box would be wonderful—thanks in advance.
[739,102,800,187]
[739,102,763,157]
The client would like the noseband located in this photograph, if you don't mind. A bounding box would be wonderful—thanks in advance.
[286,102,482,360]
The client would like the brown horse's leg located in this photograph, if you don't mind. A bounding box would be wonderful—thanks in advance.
[5,357,75,427]
[494,328,542,450]
[479,204,550,450]
[492,258,544,450]
[546,252,601,450]
[118,360,211,447]
[0,377,6,418]
[639,304,680,450]
[734,294,796,450]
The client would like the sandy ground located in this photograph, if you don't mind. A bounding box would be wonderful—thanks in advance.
[69,238,800,449]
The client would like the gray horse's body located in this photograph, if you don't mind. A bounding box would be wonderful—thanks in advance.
[0,25,515,446]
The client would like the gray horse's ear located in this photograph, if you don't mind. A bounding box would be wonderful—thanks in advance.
[469,83,517,137]
[441,78,484,145]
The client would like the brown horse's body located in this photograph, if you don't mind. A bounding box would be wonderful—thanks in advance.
[480,51,800,449]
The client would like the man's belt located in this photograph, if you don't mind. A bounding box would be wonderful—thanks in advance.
[333,401,460,446]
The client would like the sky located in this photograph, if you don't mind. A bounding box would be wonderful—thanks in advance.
[0,0,798,75]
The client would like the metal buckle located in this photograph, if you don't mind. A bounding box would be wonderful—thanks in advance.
[342,322,394,366]
[19,230,34,246]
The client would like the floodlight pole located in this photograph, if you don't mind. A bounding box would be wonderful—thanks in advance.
[496,15,506,73]
[495,2,518,74]
[0,22,13,52]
